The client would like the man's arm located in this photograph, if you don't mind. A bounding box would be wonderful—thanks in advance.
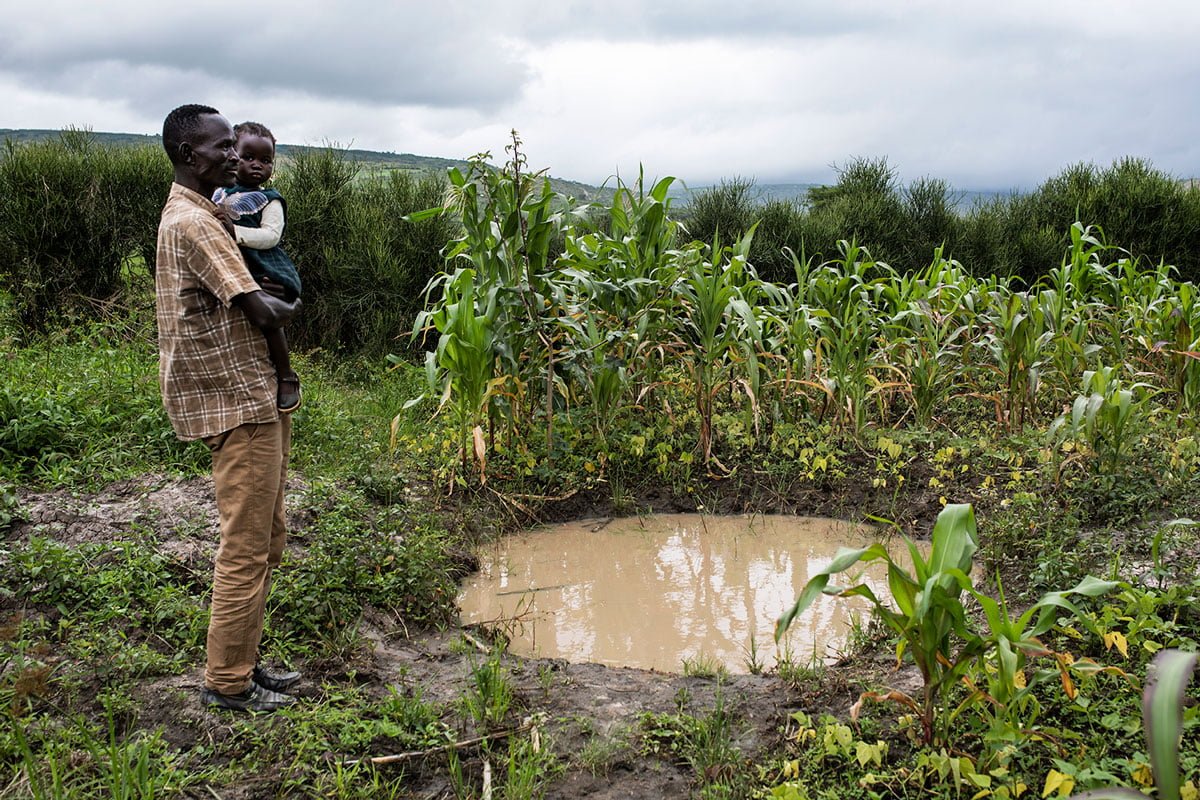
[233,289,301,330]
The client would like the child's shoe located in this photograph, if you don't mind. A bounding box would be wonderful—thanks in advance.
[278,375,302,413]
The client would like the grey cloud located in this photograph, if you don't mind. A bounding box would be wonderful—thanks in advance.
[0,2,530,110]
[506,0,883,42]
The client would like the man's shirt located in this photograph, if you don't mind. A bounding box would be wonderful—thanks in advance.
[156,183,277,440]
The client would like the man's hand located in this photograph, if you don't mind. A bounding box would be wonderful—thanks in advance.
[213,207,236,238]
[233,289,301,331]
[259,278,290,300]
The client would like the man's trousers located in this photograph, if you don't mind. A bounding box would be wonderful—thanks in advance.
[202,415,291,694]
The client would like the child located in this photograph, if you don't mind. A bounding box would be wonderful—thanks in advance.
[218,121,302,412]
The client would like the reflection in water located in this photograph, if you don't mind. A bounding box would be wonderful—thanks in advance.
[457,514,919,674]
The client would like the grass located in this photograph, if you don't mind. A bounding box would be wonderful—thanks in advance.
[639,692,748,797]
[2,263,1200,799]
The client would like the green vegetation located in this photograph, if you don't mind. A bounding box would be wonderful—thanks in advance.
[0,130,169,331]
[2,131,1200,797]
[683,156,1200,285]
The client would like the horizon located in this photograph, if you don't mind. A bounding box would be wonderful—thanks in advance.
[7,125,1183,198]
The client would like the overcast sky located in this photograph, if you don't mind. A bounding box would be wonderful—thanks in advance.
[1,0,1196,190]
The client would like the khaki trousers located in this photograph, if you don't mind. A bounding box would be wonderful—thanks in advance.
[202,416,291,694]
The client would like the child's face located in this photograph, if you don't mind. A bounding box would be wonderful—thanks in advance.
[235,134,275,187]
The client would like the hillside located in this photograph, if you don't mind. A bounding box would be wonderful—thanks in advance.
[1,128,1024,209]
[0,128,614,202]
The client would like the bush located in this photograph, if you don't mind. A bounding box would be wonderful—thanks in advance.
[679,177,757,247]
[0,131,171,330]
[902,176,960,268]
[274,149,456,355]
[804,157,907,266]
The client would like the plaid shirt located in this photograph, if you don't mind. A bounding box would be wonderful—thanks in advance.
[156,183,278,440]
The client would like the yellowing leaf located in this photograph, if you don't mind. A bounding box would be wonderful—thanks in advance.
[1131,762,1154,787]
[1103,630,1130,657]
[855,740,886,768]
[1014,669,1027,689]
[1181,780,1198,800]
[472,425,487,464]
[1042,770,1074,798]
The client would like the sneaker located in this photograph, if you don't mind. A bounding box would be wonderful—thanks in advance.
[253,664,302,693]
[278,376,302,413]
[201,681,295,713]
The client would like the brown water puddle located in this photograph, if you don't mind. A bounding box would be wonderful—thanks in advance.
[458,513,922,674]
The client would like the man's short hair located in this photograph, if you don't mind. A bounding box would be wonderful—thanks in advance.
[162,104,221,165]
[234,121,276,147]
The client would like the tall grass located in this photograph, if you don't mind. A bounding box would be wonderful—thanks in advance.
[681,156,1200,282]
[0,130,171,331]
[266,148,458,356]
[0,134,456,355]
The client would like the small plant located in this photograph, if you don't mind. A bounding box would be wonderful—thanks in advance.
[743,635,765,675]
[462,646,515,730]
[1051,365,1154,473]
[0,482,21,532]
[1065,649,1196,799]
[682,652,729,680]
[500,733,559,800]
[577,725,632,778]
[776,503,1119,747]
[639,696,745,792]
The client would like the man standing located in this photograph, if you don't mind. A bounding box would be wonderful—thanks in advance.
[156,104,302,712]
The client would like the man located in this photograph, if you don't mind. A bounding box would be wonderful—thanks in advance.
[156,104,303,712]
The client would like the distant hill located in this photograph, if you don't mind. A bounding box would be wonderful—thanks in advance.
[1,128,1023,209]
[666,182,823,205]
[0,128,614,202]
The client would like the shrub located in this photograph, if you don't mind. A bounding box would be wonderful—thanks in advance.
[902,176,960,267]
[274,148,455,355]
[804,157,907,266]
[0,131,170,330]
[680,176,757,246]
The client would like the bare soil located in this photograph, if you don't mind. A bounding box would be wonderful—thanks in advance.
[7,473,916,799]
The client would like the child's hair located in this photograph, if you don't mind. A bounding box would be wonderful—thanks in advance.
[234,121,276,147]
[163,104,221,165]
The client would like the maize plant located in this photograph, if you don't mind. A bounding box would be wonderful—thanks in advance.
[670,227,762,467]
[410,149,1200,476]
[1051,365,1156,472]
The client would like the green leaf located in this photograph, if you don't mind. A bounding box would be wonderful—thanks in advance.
[401,205,446,222]
[775,545,887,642]
[1144,649,1196,800]
[926,504,977,581]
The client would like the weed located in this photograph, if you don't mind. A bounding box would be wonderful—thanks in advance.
[682,652,729,681]
[461,646,515,730]
[640,692,748,794]
[576,725,632,778]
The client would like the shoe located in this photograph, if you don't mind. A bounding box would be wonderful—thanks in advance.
[201,681,295,713]
[277,375,302,413]
[253,664,302,693]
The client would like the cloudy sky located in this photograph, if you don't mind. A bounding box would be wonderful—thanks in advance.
[2,0,1196,190]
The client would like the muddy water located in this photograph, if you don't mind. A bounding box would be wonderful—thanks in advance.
[458,514,922,674]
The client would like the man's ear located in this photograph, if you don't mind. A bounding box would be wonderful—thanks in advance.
[178,142,194,165]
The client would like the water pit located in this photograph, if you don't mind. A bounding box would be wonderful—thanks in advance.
[458,513,920,674]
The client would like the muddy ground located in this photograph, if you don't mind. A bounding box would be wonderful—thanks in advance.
[7,473,920,799]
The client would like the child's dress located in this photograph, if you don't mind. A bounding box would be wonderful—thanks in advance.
[224,185,302,302]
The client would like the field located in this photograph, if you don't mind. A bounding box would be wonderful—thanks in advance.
[3,133,1200,799]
